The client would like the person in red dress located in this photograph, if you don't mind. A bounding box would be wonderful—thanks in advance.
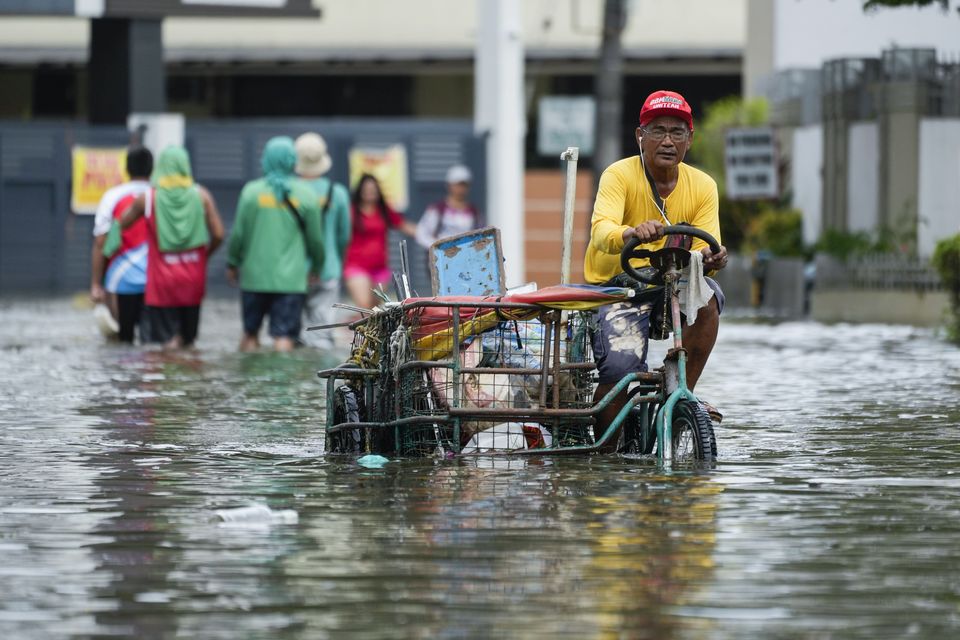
[342,173,416,310]
[122,146,225,349]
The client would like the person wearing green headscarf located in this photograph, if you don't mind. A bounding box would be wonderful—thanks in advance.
[152,146,211,252]
[226,136,323,352]
[121,145,225,349]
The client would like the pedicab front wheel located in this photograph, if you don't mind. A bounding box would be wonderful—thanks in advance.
[670,400,717,461]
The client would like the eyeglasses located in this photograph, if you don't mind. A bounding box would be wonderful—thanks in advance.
[642,126,690,143]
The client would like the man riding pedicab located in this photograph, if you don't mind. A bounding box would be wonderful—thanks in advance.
[585,90,729,446]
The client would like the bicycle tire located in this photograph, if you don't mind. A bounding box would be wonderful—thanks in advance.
[670,399,717,461]
[328,385,365,454]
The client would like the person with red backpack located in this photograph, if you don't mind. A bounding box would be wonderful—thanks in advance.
[414,164,483,249]
[89,146,153,343]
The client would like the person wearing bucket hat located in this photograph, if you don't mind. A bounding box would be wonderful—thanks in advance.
[584,89,729,441]
[295,132,332,177]
[294,132,351,350]
[414,164,483,249]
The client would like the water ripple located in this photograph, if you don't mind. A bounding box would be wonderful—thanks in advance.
[1,300,960,638]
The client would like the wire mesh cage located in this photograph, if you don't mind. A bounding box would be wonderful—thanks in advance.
[322,298,599,456]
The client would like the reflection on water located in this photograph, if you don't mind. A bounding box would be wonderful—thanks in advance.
[1,298,960,639]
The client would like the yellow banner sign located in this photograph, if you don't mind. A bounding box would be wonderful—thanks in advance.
[71,146,129,214]
[348,144,409,212]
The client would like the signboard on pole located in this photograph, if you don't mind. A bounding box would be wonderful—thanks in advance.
[724,127,779,200]
[128,112,185,157]
[537,96,595,156]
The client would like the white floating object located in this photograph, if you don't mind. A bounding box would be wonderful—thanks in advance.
[215,504,298,527]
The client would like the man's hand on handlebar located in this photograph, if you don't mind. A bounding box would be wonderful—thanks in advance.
[702,245,728,271]
[622,220,665,244]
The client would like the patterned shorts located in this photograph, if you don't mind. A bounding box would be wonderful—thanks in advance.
[590,277,724,384]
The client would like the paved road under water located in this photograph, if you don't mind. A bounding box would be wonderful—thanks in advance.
[2,298,960,639]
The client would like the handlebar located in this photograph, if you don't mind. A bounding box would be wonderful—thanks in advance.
[620,225,722,285]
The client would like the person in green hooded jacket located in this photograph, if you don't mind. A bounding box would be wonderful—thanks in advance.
[227,136,324,352]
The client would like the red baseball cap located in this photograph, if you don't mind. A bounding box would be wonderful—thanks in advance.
[639,90,694,132]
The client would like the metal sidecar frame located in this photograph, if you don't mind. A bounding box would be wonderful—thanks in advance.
[319,296,670,459]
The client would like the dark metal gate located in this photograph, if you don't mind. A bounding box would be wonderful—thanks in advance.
[0,118,486,297]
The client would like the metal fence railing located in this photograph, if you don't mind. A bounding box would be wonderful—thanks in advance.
[815,254,944,292]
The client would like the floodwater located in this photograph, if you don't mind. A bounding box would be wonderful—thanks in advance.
[2,297,960,640]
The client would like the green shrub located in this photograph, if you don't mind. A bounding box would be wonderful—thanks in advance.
[932,233,960,343]
[815,229,887,260]
[743,208,806,257]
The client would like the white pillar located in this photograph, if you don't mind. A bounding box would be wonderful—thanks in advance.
[475,0,525,288]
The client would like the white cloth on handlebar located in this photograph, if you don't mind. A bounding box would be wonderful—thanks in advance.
[678,250,715,325]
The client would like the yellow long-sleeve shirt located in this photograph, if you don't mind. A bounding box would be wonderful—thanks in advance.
[584,156,721,284]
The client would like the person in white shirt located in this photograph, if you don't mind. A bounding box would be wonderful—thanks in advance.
[89,146,153,343]
[415,164,483,249]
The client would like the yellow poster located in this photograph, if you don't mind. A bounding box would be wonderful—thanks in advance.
[348,144,409,212]
[71,146,129,214]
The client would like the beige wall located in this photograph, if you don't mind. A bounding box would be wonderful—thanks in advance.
[0,0,744,61]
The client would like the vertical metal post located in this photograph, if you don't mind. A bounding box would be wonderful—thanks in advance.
[559,147,580,285]
[398,239,412,299]
[451,307,461,450]
[538,314,553,408]
[551,311,563,447]
[551,312,562,410]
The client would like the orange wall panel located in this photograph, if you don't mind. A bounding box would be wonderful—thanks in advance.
[523,169,595,287]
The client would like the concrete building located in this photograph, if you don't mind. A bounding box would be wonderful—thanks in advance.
[745,0,960,257]
[0,0,744,164]
[0,0,749,294]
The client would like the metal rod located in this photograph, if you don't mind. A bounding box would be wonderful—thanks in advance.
[398,239,412,299]
[317,366,380,379]
[392,271,405,301]
[447,405,643,418]
[552,312,562,410]
[559,146,579,285]
[328,415,453,433]
[451,307,461,449]
[465,393,657,457]
[333,302,372,315]
[447,372,657,418]
[306,320,354,332]
[402,299,543,311]
[395,360,611,376]
[538,313,553,407]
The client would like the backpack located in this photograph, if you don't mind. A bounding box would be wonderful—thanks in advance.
[432,200,480,237]
[283,180,336,239]
[320,181,335,221]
